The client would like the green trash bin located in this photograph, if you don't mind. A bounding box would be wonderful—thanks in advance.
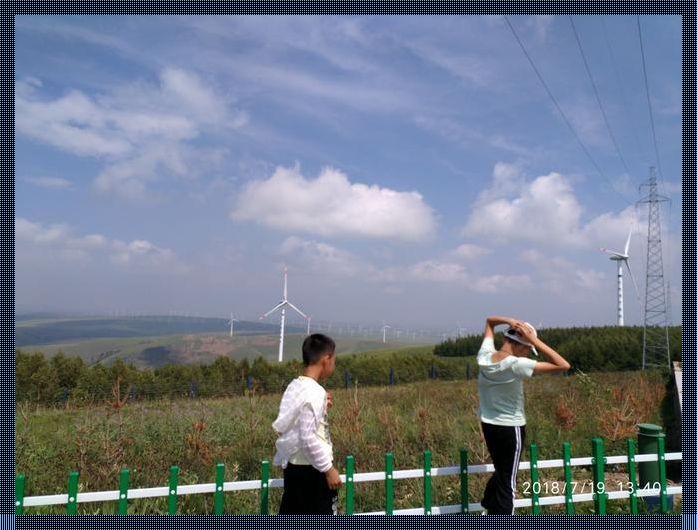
[637,424,662,487]
[637,423,672,512]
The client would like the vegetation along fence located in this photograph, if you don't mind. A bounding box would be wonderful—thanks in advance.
[16,437,681,515]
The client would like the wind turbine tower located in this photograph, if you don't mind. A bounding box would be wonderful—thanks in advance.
[228,313,239,337]
[382,322,391,343]
[260,267,307,362]
[601,228,641,326]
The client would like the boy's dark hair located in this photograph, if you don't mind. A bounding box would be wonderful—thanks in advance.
[302,333,336,366]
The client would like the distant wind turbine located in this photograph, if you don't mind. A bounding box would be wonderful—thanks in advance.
[260,267,307,362]
[601,227,641,326]
[306,315,312,335]
[382,322,391,343]
[228,313,239,337]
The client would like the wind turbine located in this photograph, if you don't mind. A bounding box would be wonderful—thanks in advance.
[601,228,641,326]
[228,313,239,337]
[260,267,307,362]
[382,322,391,343]
[306,315,312,335]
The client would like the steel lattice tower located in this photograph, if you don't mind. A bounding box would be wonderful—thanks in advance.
[636,167,671,369]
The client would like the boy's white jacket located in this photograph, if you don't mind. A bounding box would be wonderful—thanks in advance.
[272,376,333,471]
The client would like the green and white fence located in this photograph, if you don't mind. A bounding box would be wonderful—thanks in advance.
[16,437,681,515]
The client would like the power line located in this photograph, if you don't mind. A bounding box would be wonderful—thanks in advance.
[569,16,634,183]
[636,16,665,184]
[600,17,647,168]
[503,16,633,207]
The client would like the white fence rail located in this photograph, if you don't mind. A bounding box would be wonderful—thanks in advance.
[19,450,681,514]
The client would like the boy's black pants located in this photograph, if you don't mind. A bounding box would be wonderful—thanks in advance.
[279,463,338,514]
[481,422,526,514]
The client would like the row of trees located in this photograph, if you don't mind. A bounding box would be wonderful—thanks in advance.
[433,325,682,373]
[17,326,680,406]
[16,347,474,405]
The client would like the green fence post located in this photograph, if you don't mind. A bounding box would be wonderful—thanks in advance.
[345,455,355,515]
[168,466,179,515]
[423,450,432,515]
[66,471,79,515]
[214,463,225,515]
[15,475,25,515]
[627,439,638,514]
[657,436,669,513]
[260,460,270,515]
[118,468,129,515]
[460,449,469,514]
[562,442,574,515]
[591,438,607,515]
[385,452,394,515]
[529,444,540,515]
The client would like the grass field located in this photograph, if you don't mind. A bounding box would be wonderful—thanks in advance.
[16,369,679,514]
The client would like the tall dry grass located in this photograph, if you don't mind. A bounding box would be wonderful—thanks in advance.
[17,370,668,514]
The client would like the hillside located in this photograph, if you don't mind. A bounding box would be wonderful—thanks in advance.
[15,315,293,347]
[16,315,426,367]
[18,332,425,368]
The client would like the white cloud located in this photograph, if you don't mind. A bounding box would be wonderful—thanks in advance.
[111,239,175,266]
[233,61,414,114]
[464,166,640,249]
[574,269,606,291]
[277,235,530,293]
[15,68,246,200]
[15,217,179,269]
[449,243,491,261]
[476,161,525,203]
[397,260,531,293]
[404,260,468,283]
[25,176,73,189]
[564,97,607,147]
[15,19,146,64]
[412,114,531,156]
[233,165,437,241]
[93,143,188,199]
[15,83,134,157]
[468,273,532,293]
[278,236,367,277]
[520,249,607,294]
[405,39,495,87]
[15,218,70,244]
[661,180,682,195]
[526,15,555,42]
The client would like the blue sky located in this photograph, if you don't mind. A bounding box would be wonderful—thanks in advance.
[15,15,682,332]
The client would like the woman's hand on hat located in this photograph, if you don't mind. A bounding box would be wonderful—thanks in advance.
[517,323,536,342]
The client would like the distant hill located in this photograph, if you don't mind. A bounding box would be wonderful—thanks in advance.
[15,315,425,367]
[15,315,302,347]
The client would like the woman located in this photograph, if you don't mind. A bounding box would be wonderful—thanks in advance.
[477,316,571,514]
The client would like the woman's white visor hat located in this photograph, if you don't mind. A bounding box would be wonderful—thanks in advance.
[503,323,539,356]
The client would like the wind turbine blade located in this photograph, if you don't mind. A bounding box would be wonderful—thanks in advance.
[262,301,287,319]
[286,302,307,318]
[600,247,624,257]
[625,260,642,307]
[624,228,633,255]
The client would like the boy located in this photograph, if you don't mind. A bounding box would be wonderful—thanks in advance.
[272,333,342,514]
[477,316,570,515]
